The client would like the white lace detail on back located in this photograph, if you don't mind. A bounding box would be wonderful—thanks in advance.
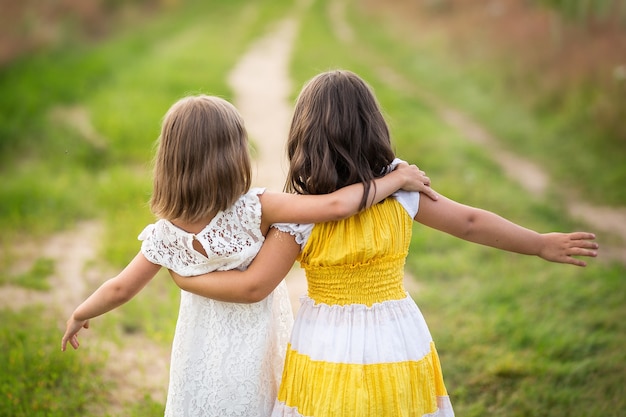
[138,188,266,276]
[137,188,294,417]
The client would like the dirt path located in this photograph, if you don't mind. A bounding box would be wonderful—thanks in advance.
[0,220,103,314]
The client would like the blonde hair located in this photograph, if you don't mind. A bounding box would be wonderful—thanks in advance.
[150,95,251,222]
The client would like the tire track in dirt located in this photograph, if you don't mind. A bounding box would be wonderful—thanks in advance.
[0,220,103,314]
[228,17,309,315]
[327,0,626,266]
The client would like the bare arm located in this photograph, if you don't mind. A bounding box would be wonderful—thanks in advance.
[415,195,598,266]
[61,252,161,351]
[170,228,300,303]
[260,162,437,225]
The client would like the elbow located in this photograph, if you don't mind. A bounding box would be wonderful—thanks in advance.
[242,286,271,303]
[329,199,356,220]
[110,282,135,304]
[459,212,478,240]
[458,208,494,244]
[233,277,274,303]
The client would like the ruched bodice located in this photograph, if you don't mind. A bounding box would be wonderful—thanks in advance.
[300,199,412,306]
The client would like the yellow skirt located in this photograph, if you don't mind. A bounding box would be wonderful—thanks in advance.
[271,295,454,417]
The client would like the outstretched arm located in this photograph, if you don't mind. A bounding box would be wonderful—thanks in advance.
[61,252,161,351]
[260,162,437,225]
[415,195,598,266]
[170,228,300,303]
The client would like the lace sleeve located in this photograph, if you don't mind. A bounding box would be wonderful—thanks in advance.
[271,223,313,249]
[137,223,161,265]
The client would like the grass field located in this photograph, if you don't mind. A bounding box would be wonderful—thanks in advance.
[0,0,624,416]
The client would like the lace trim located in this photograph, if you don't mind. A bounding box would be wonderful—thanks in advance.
[138,188,266,275]
[272,223,313,248]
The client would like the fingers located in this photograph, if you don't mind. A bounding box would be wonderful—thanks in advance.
[409,165,432,188]
[570,232,597,241]
[421,186,439,201]
[568,233,599,257]
[413,165,430,186]
[558,232,599,267]
[61,334,79,351]
[70,336,80,350]
[565,257,588,267]
[62,319,88,351]
[569,247,598,258]
[396,162,437,200]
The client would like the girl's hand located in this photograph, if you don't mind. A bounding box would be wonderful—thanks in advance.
[61,317,90,351]
[538,232,598,266]
[394,162,438,201]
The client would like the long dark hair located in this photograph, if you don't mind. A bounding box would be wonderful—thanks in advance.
[285,70,395,209]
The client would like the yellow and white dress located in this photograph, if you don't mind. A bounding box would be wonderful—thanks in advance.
[272,194,454,417]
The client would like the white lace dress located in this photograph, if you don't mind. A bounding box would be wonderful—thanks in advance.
[138,188,294,417]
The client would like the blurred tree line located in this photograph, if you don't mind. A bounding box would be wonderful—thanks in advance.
[534,0,625,143]
[1,0,624,144]
[536,0,625,25]
[415,0,625,143]
[0,0,164,65]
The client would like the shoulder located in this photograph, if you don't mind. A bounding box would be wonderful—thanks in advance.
[248,187,266,196]
[226,188,266,227]
[238,187,266,206]
[392,190,420,219]
[137,219,165,241]
[225,188,266,214]
[272,223,313,249]
[137,219,186,244]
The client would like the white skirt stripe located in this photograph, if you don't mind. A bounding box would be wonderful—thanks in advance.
[289,295,434,364]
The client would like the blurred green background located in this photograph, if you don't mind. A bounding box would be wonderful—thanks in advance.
[1,0,624,416]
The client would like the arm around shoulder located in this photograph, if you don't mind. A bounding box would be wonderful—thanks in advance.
[260,162,436,225]
[170,228,301,303]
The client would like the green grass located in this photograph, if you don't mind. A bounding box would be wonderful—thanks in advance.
[0,307,109,416]
[0,0,624,415]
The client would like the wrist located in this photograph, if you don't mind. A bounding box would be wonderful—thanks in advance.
[385,169,404,186]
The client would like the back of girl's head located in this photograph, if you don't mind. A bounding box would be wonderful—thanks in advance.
[151,95,251,222]
[286,70,395,205]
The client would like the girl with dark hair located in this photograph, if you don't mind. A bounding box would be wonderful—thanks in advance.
[171,71,598,417]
